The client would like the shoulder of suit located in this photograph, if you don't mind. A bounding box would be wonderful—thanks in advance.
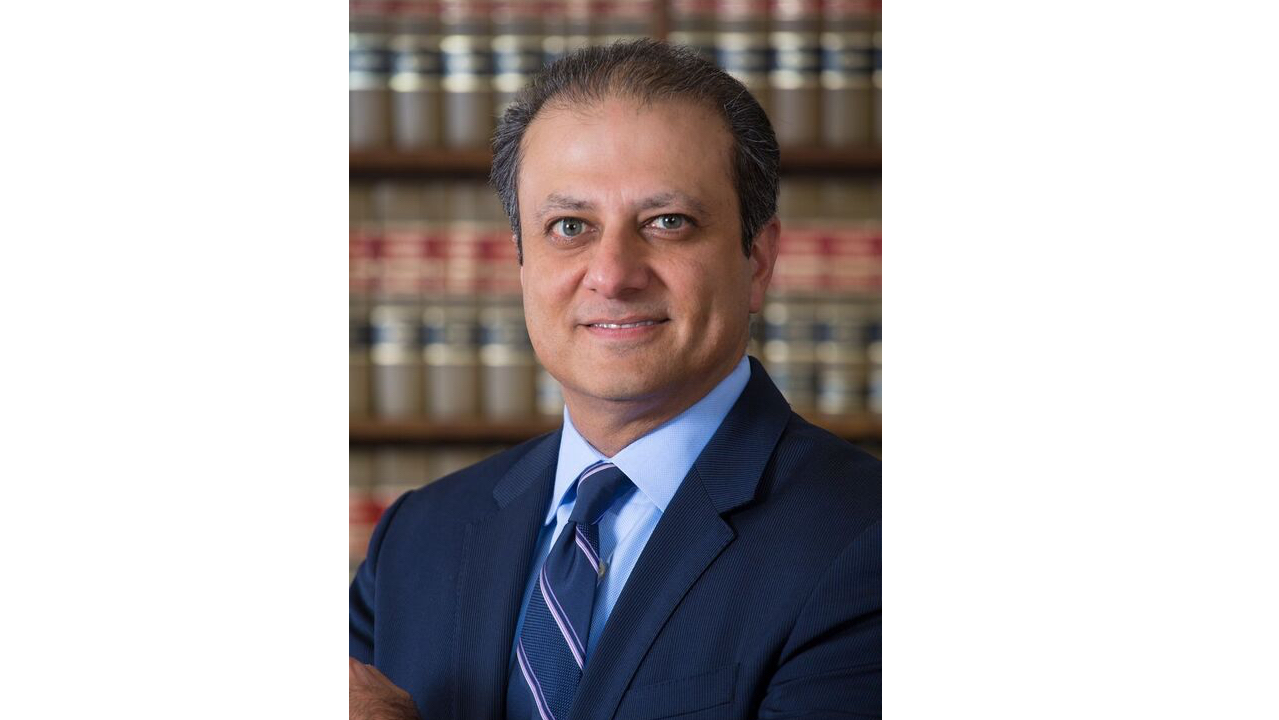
[779,412,881,471]
[767,411,882,505]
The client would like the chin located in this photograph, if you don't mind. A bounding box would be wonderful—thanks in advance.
[576,373,671,403]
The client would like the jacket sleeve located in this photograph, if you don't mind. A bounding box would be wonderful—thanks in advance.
[349,490,414,663]
[759,520,881,719]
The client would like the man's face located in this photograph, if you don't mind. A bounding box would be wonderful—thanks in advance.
[517,96,777,415]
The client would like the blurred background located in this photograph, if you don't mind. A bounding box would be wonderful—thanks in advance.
[350,0,882,576]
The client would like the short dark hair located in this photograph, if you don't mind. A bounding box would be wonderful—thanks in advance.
[490,38,779,263]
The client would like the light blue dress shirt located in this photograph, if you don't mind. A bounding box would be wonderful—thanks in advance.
[508,354,752,668]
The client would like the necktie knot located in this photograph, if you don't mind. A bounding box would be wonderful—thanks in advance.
[568,463,632,526]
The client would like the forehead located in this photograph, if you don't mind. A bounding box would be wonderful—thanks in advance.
[516,96,736,215]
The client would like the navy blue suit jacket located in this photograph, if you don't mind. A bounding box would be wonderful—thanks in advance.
[350,358,881,719]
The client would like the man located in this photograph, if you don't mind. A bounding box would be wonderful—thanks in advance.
[350,39,881,720]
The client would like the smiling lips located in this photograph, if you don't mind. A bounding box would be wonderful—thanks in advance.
[580,317,669,335]
[589,320,662,329]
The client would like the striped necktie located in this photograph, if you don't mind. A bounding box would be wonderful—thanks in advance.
[512,461,633,720]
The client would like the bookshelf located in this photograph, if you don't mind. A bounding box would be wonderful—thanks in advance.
[350,0,883,572]
[349,146,882,178]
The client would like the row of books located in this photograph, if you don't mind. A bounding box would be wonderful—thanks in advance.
[349,178,880,418]
[349,179,882,297]
[350,0,882,151]
[349,292,881,420]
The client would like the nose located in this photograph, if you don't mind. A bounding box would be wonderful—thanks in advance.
[582,224,651,298]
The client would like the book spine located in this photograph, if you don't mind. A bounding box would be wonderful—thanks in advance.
[350,1,395,149]
[440,1,494,148]
[762,295,818,412]
[769,0,822,146]
[369,181,425,419]
[563,0,596,58]
[390,0,443,148]
[815,297,867,415]
[668,0,719,65]
[492,0,545,116]
[715,0,773,114]
[423,299,481,418]
[819,0,875,146]
[370,299,424,418]
[597,0,655,44]
[825,224,880,295]
[480,298,538,419]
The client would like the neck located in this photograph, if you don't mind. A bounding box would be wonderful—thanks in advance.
[563,355,744,457]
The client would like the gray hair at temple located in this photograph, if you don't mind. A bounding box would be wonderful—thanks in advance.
[489,38,780,263]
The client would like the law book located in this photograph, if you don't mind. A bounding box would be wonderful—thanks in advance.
[815,297,868,415]
[370,299,424,419]
[668,0,718,63]
[715,0,772,115]
[422,183,493,419]
[440,182,491,296]
[819,177,881,294]
[769,0,822,147]
[369,182,426,419]
[668,0,718,64]
[441,0,494,148]
[766,181,822,413]
[479,297,538,419]
[423,297,482,418]
[762,295,819,413]
[597,0,655,44]
[539,1,569,67]
[492,0,545,116]
[820,0,875,147]
[389,0,443,149]
[350,1,395,149]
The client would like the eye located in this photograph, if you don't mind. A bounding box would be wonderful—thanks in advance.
[650,214,687,231]
[552,218,586,237]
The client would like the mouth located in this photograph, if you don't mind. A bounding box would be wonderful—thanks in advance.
[586,319,665,329]
[579,317,670,339]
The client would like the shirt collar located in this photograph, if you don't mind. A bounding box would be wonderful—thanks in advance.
[547,355,752,525]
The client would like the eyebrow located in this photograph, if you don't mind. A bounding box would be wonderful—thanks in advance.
[533,191,712,223]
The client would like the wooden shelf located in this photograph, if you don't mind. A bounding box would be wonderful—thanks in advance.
[350,414,880,445]
[350,146,880,178]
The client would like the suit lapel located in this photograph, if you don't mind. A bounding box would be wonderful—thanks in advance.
[568,359,793,720]
[453,430,560,720]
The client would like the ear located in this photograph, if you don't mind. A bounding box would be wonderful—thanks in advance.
[748,217,781,314]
